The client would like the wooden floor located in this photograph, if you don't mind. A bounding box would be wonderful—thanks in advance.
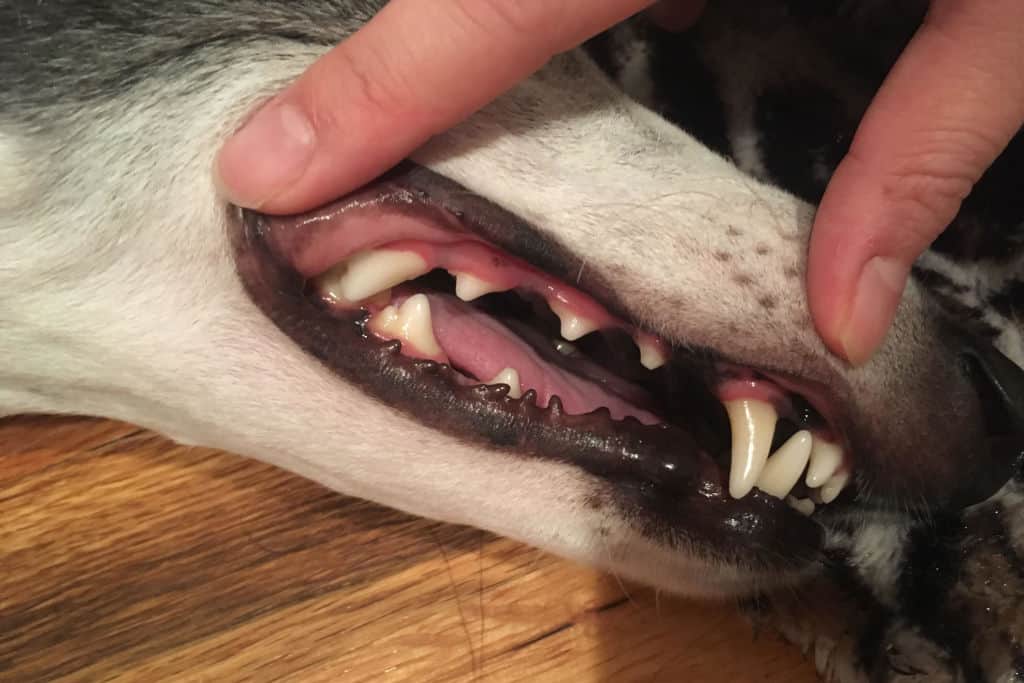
[0,415,818,682]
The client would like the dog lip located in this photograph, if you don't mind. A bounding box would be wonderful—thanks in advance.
[230,163,824,561]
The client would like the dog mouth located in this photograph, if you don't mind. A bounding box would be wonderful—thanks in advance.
[232,164,841,559]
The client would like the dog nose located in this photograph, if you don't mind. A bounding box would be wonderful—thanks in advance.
[962,340,1024,437]
[953,339,1024,506]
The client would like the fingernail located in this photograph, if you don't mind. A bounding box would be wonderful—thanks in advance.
[838,256,909,366]
[216,100,315,209]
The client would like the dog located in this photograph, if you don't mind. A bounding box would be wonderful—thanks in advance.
[2,1,1023,677]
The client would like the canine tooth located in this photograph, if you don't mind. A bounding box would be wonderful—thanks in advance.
[755,430,813,499]
[550,302,599,341]
[453,272,503,301]
[635,335,668,370]
[331,249,430,303]
[786,496,816,517]
[820,471,850,504]
[487,367,522,399]
[725,399,778,499]
[805,439,843,489]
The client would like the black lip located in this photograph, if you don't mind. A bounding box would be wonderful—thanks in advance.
[229,162,824,566]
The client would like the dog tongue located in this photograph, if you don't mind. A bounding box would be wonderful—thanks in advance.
[411,293,659,425]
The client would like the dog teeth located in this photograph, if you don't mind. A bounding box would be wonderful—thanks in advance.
[368,294,442,356]
[755,430,813,499]
[487,367,522,399]
[805,438,843,489]
[786,496,816,517]
[324,249,430,303]
[725,399,778,499]
[634,333,668,370]
[453,272,504,302]
[820,470,850,503]
[549,302,599,341]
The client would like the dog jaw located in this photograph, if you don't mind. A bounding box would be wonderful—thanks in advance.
[0,25,1015,598]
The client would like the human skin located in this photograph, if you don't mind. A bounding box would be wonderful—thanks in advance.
[215,0,1024,365]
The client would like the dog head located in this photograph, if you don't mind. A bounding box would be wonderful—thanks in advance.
[1,3,1021,597]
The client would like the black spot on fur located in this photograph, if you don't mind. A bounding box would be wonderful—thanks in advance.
[758,295,777,310]
[713,250,732,262]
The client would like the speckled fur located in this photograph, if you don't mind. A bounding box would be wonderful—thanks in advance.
[597,3,1024,679]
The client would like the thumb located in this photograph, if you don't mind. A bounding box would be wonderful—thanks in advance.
[807,0,1024,365]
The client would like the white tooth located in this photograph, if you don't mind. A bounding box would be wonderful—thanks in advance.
[820,471,850,504]
[755,430,813,499]
[786,496,816,517]
[371,295,442,356]
[725,399,778,499]
[453,272,504,301]
[368,305,400,334]
[635,335,668,370]
[805,438,843,489]
[329,249,430,303]
[487,367,522,399]
[550,302,599,341]
[394,294,442,356]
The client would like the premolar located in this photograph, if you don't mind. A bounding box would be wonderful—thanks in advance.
[635,333,668,370]
[725,399,778,499]
[549,301,600,341]
[487,367,523,399]
[322,249,430,303]
[454,272,505,302]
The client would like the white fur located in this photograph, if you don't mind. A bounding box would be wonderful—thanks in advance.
[0,38,1000,597]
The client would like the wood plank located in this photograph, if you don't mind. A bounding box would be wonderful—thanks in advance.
[0,416,818,681]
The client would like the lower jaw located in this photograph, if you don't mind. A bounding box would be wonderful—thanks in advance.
[229,167,833,563]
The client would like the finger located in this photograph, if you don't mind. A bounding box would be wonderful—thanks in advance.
[216,0,656,213]
[647,0,707,32]
[807,0,1024,365]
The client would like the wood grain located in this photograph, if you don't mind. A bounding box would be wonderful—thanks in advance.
[0,415,818,682]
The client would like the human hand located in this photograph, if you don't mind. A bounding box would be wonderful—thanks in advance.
[807,0,1024,365]
[215,0,704,214]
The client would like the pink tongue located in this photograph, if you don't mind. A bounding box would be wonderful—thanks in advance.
[421,294,659,425]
